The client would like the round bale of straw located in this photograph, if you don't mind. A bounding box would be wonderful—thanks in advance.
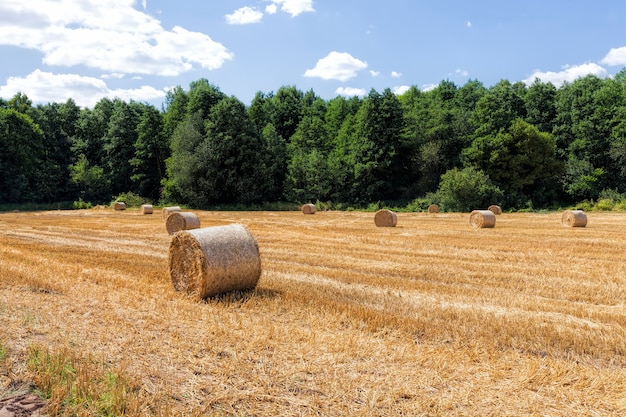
[469,210,496,228]
[374,209,397,227]
[113,202,126,211]
[561,210,587,227]
[169,224,262,299]
[166,211,201,235]
[141,204,153,214]
[301,203,316,214]
[428,204,439,213]
[162,206,182,221]
[488,204,502,215]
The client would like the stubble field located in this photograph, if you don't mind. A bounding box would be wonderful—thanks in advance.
[0,208,625,416]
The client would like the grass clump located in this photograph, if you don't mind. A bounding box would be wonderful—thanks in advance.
[27,345,137,416]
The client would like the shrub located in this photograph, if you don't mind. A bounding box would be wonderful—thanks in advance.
[436,167,504,212]
[111,192,148,208]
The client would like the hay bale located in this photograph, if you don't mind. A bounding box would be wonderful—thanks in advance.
[162,206,182,221]
[141,204,153,214]
[301,203,316,214]
[488,204,502,215]
[166,211,201,235]
[374,209,397,227]
[113,202,126,211]
[469,210,496,228]
[428,204,439,213]
[561,210,587,227]
[169,224,262,299]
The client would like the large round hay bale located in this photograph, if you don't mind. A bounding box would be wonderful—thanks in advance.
[169,224,262,299]
[162,206,182,221]
[488,204,502,215]
[166,212,201,235]
[469,210,496,228]
[428,204,439,213]
[561,210,587,227]
[301,203,316,214]
[374,209,397,227]
[141,204,153,214]
[113,202,126,211]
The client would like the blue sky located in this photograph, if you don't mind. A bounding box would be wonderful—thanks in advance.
[1,0,626,109]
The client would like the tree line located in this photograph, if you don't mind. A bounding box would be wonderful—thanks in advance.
[2,71,626,211]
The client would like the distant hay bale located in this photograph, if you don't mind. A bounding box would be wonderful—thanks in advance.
[169,224,262,299]
[141,204,153,214]
[374,209,397,227]
[113,202,126,211]
[561,210,587,227]
[469,210,496,228]
[428,204,439,213]
[162,206,182,221]
[301,203,317,214]
[488,204,502,215]
[166,212,201,235]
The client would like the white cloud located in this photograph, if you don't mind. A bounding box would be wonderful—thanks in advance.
[421,83,437,92]
[466,21,472,28]
[391,71,402,78]
[101,73,125,79]
[268,0,314,17]
[393,85,410,95]
[0,0,233,76]
[226,6,263,25]
[304,51,368,82]
[0,69,166,108]
[455,69,469,77]
[600,46,626,66]
[336,86,366,97]
[265,4,278,14]
[523,63,608,87]
[369,70,380,77]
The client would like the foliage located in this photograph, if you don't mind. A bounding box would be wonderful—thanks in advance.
[3,70,626,211]
[111,192,148,208]
[435,166,504,212]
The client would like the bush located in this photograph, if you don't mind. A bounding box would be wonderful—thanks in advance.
[111,192,148,208]
[436,167,504,212]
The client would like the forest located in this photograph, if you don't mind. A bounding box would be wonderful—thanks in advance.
[2,69,626,212]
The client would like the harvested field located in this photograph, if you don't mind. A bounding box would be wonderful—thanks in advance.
[1,209,625,416]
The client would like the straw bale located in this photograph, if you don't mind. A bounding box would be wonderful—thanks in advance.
[141,204,153,214]
[428,204,439,213]
[169,224,262,299]
[561,210,587,227]
[113,202,126,211]
[162,206,182,221]
[488,204,502,215]
[374,209,397,227]
[166,211,201,235]
[301,203,317,214]
[469,210,496,228]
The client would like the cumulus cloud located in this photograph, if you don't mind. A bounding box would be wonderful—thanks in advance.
[600,46,626,66]
[0,69,166,108]
[391,71,402,78]
[336,86,366,97]
[393,85,410,95]
[522,63,608,87]
[304,51,368,82]
[455,69,469,77]
[226,6,263,25]
[0,0,233,76]
[268,0,314,17]
[265,4,278,14]
[466,21,472,28]
[421,83,437,92]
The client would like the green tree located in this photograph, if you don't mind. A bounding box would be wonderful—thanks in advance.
[463,119,563,197]
[0,107,45,203]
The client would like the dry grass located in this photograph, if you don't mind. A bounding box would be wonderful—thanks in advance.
[0,208,625,416]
